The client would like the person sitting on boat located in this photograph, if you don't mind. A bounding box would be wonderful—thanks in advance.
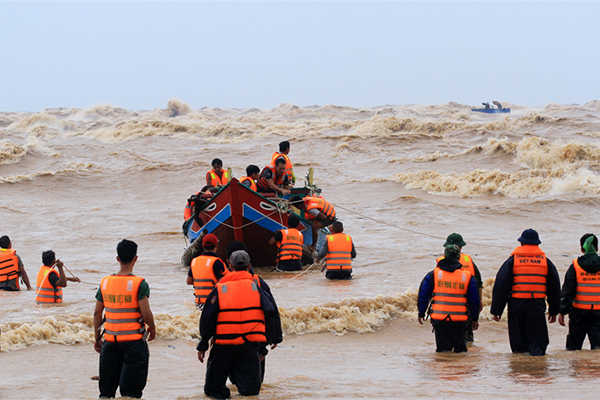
[187,233,227,308]
[256,158,291,196]
[482,102,491,109]
[493,100,503,109]
[316,221,356,280]
[240,165,260,192]
[206,158,230,188]
[35,250,80,304]
[269,215,304,272]
[270,140,295,185]
[292,194,337,250]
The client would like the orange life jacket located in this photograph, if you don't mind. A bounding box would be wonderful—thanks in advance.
[270,152,293,179]
[436,254,475,277]
[325,233,352,271]
[257,166,286,191]
[511,245,548,299]
[206,169,230,186]
[277,229,303,262]
[304,196,336,220]
[100,275,146,342]
[573,258,600,310]
[214,271,266,345]
[191,255,221,304]
[0,248,19,289]
[184,191,200,220]
[36,265,63,303]
[430,267,471,321]
[239,176,257,192]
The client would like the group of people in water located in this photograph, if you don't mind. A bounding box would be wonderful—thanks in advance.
[419,229,600,357]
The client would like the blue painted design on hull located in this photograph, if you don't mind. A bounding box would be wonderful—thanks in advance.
[187,204,232,241]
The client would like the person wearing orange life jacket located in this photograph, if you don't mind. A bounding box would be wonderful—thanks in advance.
[316,221,356,280]
[269,215,304,272]
[270,140,295,184]
[436,233,483,342]
[36,250,80,304]
[206,158,230,188]
[491,229,561,356]
[292,194,337,250]
[197,250,282,399]
[0,235,32,291]
[239,164,260,192]
[256,158,291,196]
[186,233,227,308]
[418,244,481,353]
[93,239,156,399]
[558,233,600,350]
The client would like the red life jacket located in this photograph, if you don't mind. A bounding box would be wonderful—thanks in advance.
[277,229,303,262]
[511,245,548,299]
[214,271,266,345]
[430,267,471,322]
[573,258,600,310]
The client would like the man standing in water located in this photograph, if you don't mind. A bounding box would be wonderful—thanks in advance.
[491,229,561,356]
[35,250,80,303]
[316,221,356,280]
[437,233,483,342]
[93,239,156,399]
[197,250,282,399]
[558,233,600,350]
[418,244,480,352]
[0,235,32,291]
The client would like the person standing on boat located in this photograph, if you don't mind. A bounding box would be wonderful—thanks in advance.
[187,233,227,308]
[269,215,304,272]
[197,250,282,399]
[256,158,291,196]
[35,250,80,304]
[206,158,230,188]
[558,233,600,350]
[93,239,156,399]
[239,165,260,191]
[0,235,32,291]
[437,233,483,342]
[292,194,336,250]
[270,140,295,185]
[418,244,480,352]
[490,229,561,356]
[316,221,356,280]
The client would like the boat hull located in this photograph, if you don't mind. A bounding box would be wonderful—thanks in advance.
[471,108,510,114]
[185,179,314,267]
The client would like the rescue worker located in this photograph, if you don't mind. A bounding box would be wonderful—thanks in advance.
[491,229,561,356]
[35,250,80,304]
[197,250,283,399]
[270,140,295,184]
[93,239,156,399]
[316,221,356,280]
[239,165,260,191]
[181,229,208,267]
[187,233,227,308]
[0,235,32,291]
[206,158,230,188]
[292,194,336,250]
[558,233,600,350]
[256,158,290,196]
[437,233,483,342]
[418,244,480,353]
[269,215,304,272]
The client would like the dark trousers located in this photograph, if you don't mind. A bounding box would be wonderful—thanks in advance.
[204,342,262,399]
[325,270,352,280]
[431,320,468,353]
[99,339,149,399]
[566,310,600,350]
[277,259,302,271]
[507,306,549,356]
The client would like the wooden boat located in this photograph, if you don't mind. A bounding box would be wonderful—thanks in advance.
[184,178,317,267]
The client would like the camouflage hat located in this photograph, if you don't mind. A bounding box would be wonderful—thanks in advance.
[444,244,461,260]
[443,233,466,247]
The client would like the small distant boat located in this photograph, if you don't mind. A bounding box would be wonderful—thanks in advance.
[472,101,510,114]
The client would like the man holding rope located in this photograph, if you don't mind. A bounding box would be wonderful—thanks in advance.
[35,250,80,304]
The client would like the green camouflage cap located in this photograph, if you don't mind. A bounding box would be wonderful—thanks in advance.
[444,244,461,260]
[443,233,466,247]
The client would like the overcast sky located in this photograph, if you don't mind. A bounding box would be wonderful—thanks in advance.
[1,2,599,111]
